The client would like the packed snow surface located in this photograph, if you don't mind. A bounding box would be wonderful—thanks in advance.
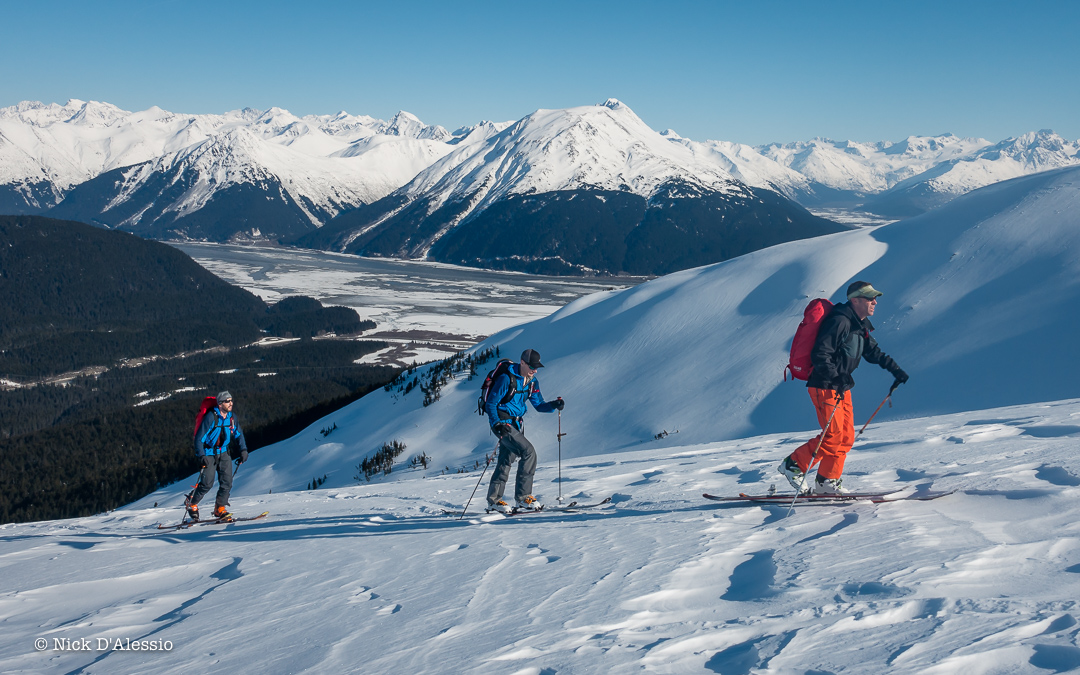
[3,165,1080,673]
[4,401,1080,673]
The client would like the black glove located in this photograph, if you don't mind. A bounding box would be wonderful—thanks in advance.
[492,423,511,438]
[200,455,211,468]
[553,397,565,411]
[892,368,909,385]
[239,449,249,464]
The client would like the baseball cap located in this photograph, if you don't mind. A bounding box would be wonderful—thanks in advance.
[520,349,544,369]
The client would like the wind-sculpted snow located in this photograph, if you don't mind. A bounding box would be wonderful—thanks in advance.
[4,400,1080,673]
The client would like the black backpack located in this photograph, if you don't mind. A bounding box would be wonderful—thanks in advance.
[476,359,518,416]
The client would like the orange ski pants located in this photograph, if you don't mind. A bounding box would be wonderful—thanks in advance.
[790,387,854,480]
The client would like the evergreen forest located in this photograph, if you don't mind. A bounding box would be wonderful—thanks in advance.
[0,216,400,523]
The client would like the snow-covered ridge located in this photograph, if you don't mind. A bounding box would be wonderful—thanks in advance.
[756,134,992,194]
[380,99,748,227]
[2,98,1079,226]
[749,132,1080,213]
[0,99,456,215]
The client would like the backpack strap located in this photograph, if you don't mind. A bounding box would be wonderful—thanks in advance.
[498,373,518,406]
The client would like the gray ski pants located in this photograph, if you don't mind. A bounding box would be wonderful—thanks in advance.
[190,453,234,508]
[486,426,537,505]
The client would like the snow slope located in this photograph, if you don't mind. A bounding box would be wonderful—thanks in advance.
[232,164,1080,496]
[4,400,1080,674]
[3,165,1080,673]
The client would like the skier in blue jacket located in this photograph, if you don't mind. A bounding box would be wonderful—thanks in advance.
[186,391,248,521]
[485,349,564,513]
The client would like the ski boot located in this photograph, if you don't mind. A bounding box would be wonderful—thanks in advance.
[486,500,513,514]
[516,495,542,512]
[184,494,200,522]
[212,505,233,521]
[814,476,849,496]
[778,456,810,494]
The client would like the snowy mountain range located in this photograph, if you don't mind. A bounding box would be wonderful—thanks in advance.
[301,100,843,275]
[5,162,1079,674]
[0,100,454,239]
[2,98,1078,262]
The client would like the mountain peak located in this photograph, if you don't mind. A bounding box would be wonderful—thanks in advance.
[382,111,450,142]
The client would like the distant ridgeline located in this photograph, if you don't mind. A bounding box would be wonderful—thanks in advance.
[0,215,371,379]
[298,181,847,276]
[0,215,397,525]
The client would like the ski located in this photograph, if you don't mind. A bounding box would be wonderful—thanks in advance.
[507,496,613,516]
[443,496,613,518]
[157,511,270,530]
[703,490,954,505]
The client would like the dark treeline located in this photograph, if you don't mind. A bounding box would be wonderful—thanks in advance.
[0,215,373,379]
[0,340,398,523]
[0,214,397,524]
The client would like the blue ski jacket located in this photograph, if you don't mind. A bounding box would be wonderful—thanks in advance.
[194,409,248,458]
[484,363,558,430]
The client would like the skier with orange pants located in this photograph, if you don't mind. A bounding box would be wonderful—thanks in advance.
[779,281,908,494]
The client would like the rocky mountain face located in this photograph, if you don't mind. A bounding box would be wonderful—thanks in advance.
[2,98,1077,272]
[299,100,847,275]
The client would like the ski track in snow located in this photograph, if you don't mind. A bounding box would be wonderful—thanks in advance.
[3,401,1080,674]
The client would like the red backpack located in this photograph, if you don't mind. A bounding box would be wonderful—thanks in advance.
[193,396,217,439]
[785,299,834,381]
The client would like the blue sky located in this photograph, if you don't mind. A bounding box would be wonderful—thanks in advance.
[2,0,1077,145]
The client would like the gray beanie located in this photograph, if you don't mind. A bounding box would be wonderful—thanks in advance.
[217,390,233,402]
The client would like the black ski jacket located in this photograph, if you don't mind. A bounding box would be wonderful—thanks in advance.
[807,301,901,392]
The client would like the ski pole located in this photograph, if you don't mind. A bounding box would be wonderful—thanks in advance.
[557,405,566,503]
[786,390,845,516]
[855,380,901,440]
[460,442,497,520]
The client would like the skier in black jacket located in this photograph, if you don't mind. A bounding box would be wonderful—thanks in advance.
[778,281,909,494]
